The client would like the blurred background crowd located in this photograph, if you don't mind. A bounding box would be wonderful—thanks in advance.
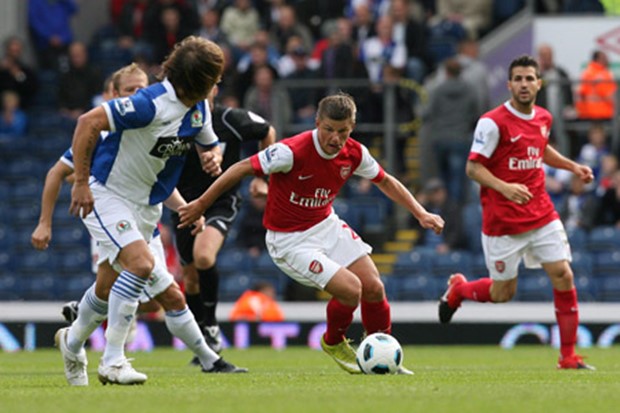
[2,0,620,304]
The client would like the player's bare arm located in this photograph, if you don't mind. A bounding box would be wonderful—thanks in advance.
[196,144,223,177]
[177,159,255,228]
[69,106,110,218]
[466,159,533,205]
[31,161,74,250]
[543,145,594,184]
[374,173,445,234]
[163,188,205,236]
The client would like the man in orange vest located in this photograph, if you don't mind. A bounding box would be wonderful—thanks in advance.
[576,50,616,119]
[229,281,285,322]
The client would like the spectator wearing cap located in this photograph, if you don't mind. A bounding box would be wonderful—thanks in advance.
[410,178,466,254]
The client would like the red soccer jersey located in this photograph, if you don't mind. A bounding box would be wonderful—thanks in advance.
[468,102,559,236]
[250,130,385,232]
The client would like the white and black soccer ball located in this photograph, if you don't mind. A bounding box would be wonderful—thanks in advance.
[356,333,403,375]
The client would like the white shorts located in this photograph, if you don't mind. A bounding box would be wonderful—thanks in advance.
[266,213,372,289]
[482,219,571,281]
[82,180,162,267]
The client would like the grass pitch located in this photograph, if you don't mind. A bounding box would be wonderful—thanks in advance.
[0,345,618,413]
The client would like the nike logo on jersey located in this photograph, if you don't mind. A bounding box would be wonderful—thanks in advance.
[298,175,313,180]
[510,134,523,143]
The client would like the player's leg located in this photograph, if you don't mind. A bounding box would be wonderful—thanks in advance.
[438,232,524,323]
[154,280,247,373]
[192,224,226,352]
[348,255,391,335]
[534,222,594,369]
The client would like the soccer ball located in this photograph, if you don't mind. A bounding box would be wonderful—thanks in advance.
[356,333,403,374]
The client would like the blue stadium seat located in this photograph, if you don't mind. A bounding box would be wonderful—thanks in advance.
[470,253,488,278]
[567,227,588,252]
[56,273,94,301]
[0,222,11,248]
[57,250,91,273]
[11,181,42,202]
[517,270,553,301]
[571,250,594,276]
[593,274,620,302]
[462,202,482,253]
[593,251,620,273]
[53,225,90,247]
[393,250,433,275]
[13,250,57,274]
[346,197,387,234]
[217,247,255,274]
[219,273,254,301]
[587,226,620,252]
[430,251,472,278]
[394,273,438,301]
[574,274,597,302]
[20,273,56,300]
[0,274,20,300]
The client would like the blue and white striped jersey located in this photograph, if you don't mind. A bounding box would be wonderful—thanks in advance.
[88,78,218,205]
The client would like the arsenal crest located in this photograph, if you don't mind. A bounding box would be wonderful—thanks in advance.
[340,165,351,179]
[309,260,323,274]
[495,260,505,273]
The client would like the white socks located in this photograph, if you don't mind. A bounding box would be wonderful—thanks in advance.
[102,271,146,366]
[67,283,108,354]
[165,307,219,370]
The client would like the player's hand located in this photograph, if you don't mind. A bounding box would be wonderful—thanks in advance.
[418,212,445,235]
[70,181,94,218]
[177,200,205,229]
[575,164,594,184]
[190,215,206,236]
[31,224,51,250]
[200,150,222,177]
[502,183,533,205]
[249,177,268,198]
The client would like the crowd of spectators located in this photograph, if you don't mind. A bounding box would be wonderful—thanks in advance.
[3,0,620,255]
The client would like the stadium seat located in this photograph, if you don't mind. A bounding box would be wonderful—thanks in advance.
[517,270,553,301]
[470,253,488,278]
[574,274,597,302]
[587,226,620,252]
[394,273,438,301]
[219,273,254,301]
[567,227,588,252]
[11,181,42,202]
[217,247,255,275]
[253,250,284,277]
[53,225,90,248]
[56,273,94,301]
[13,250,57,274]
[20,273,56,300]
[0,274,20,300]
[593,273,620,302]
[593,251,620,273]
[430,251,473,278]
[571,250,594,275]
[462,202,483,253]
[57,250,91,273]
[393,250,433,275]
[346,197,387,234]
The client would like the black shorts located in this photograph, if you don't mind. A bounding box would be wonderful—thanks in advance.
[171,194,241,265]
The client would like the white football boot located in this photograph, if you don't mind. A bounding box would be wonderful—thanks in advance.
[55,327,89,386]
[97,358,147,385]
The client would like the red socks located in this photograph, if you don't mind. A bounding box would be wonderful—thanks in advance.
[323,298,356,345]
[450,278,492,307]
[554,288,579,359]
[361,298,391,335]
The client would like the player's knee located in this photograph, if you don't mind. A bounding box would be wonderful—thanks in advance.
[362,278,385,301]
[193,253,216,270]
[491,289,515,303]
[156,284,185,311]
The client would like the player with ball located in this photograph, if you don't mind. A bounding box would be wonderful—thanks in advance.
[178,92,444,375]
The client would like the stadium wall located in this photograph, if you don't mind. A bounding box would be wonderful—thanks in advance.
[1,302,618,351]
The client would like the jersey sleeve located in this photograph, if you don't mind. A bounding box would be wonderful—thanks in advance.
[225,108,270,142]
[469,117,500,161]
[102,90,156,133]
[250,142,293,176]
[60,147,74,169]
[194,100,219,148]
[354,144,385,182]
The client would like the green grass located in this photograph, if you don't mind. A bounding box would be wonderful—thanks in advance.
[0,346,618,413]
